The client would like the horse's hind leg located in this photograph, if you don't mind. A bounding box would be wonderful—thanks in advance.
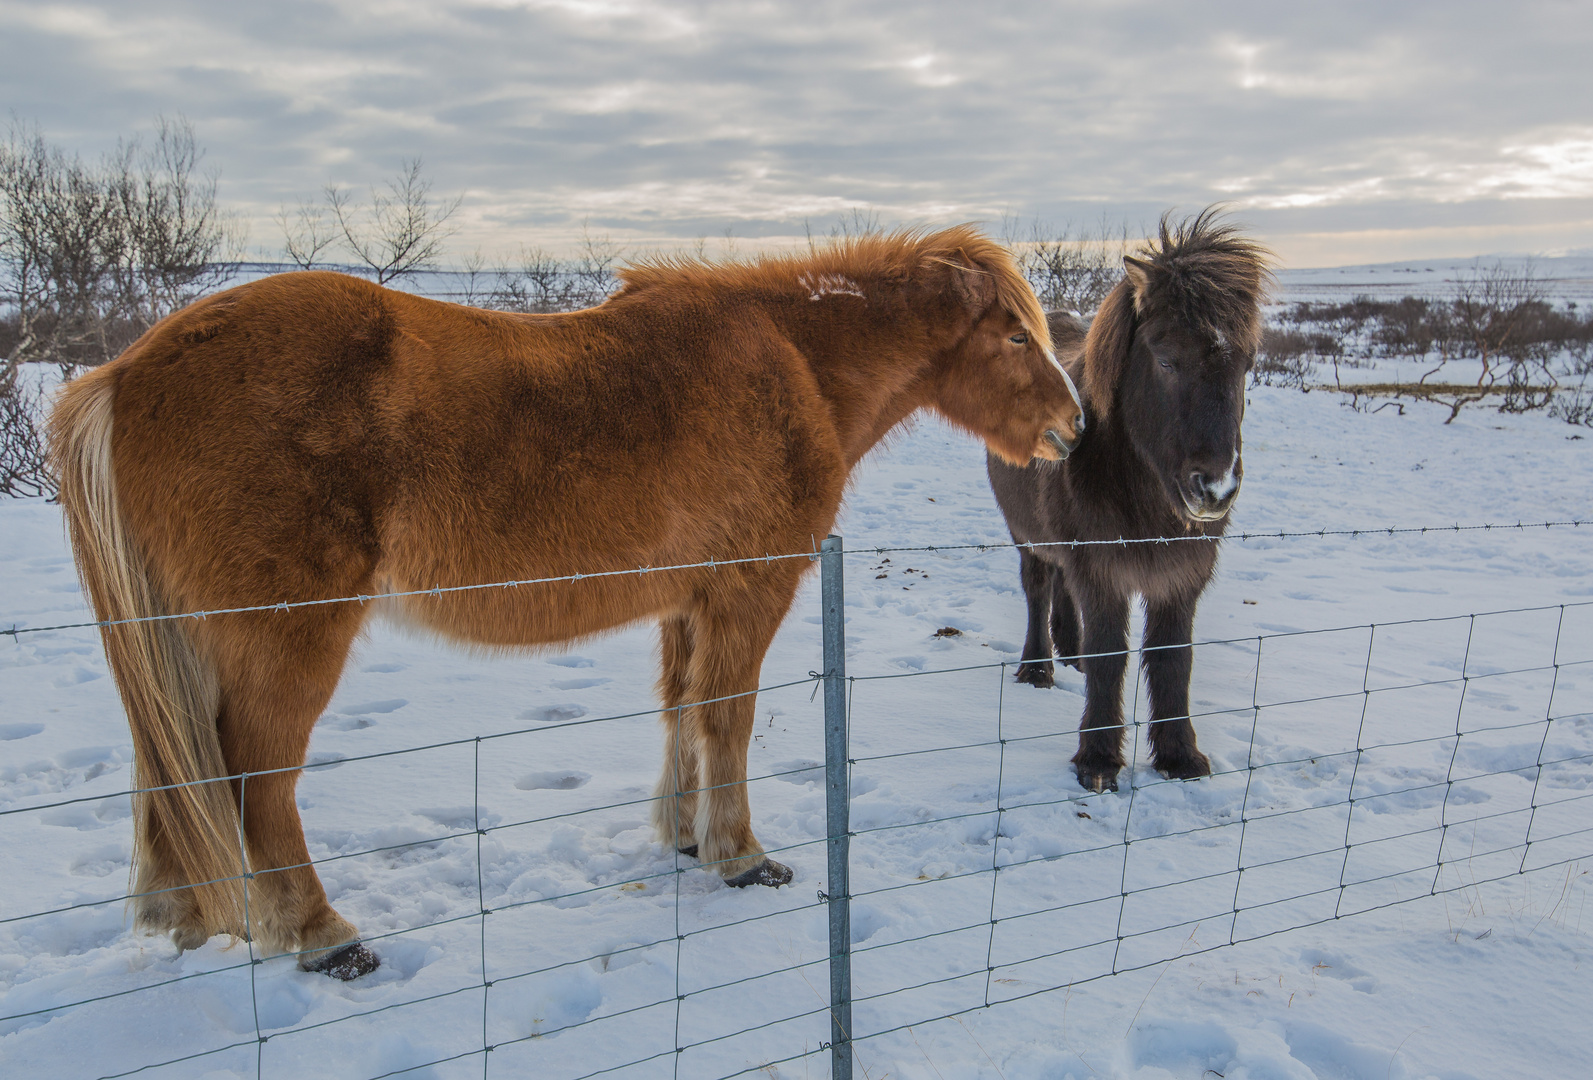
[1050,564,1083,671]
[1014,548,1057,687]
[206,607,375,976]
[134,807,226,951]
[1142,594,1210,780]
[651,615,701,856]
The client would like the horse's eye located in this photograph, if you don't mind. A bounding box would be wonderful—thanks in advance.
[1009,332,1028,345]
[1158,357,1173,371]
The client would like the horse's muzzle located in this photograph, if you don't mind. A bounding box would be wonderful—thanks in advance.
[1042,411,1086,459]
[1044,428,1076,459]
[1179,469,1242,521]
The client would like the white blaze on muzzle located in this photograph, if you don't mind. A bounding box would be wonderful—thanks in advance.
[1208,451,1242,502]
[1043,348,1085,425]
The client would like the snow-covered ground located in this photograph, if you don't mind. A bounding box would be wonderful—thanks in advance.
[2,369,1591,1078]
[1274,253,1593,305]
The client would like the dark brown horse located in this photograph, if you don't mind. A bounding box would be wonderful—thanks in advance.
[49,226,1083,978]
[987,211,1269,793]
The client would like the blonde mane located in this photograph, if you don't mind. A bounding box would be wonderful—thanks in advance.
[616,225,1052,355]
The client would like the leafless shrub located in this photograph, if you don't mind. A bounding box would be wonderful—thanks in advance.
[1,117,239,497]
[1369,296,1441,360]
[1251,327,1315,388]
[0,368,53,498]
[805,208,884,246]
[1,116,240,376]
[1266,266,1593,424]
[486,247,569,312]
[1549,380,1593,426]
[317,159,461,284]
[1007,217,1132,316]
[1418,260,1552,421]
[481,227,623,313]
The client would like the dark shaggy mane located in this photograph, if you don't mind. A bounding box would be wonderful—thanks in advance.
[1081,208,1273,414]
[1138,208,1273,352]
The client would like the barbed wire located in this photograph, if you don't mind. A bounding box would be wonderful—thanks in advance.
[3,516,1586,640]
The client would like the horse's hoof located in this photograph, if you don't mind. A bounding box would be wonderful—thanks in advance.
[725,859,794,889]
[1075,764,1120,794]
[1155,753,1212,781]
[677,844,699,858]
[170,926,211,953]
[1014,663,1054,688]
[303,942,380,981]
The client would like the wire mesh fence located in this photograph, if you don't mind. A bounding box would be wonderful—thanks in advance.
[1,524,1590,1079]
[836,596,1591,1069]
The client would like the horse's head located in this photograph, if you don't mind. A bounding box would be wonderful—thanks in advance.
[921,229,1086,465]
[1083,210,1271,523]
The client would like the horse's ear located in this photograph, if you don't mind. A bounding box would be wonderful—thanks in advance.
[1123,256,1156,312]
[934,251,998,317]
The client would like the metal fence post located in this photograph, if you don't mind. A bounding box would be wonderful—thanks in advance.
[820,534,853,1080]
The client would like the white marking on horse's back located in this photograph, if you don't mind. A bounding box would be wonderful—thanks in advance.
[798,273,866,301]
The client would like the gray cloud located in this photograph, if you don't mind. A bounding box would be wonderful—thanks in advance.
[4,0,1589,265]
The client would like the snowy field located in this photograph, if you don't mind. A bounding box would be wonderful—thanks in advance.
[1273,252,1593,305]
[2,365,1592,1078]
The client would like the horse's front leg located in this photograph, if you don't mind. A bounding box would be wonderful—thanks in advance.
[1070,577,1131,793]
[682,588,797,888]
[1142,594,1211,780]
[1014,547,1058,687]
[651,614,701,855]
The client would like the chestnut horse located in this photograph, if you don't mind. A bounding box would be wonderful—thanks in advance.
[50,226,1084,978]
[987,211,1269,793]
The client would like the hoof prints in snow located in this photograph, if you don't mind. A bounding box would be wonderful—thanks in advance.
[319,698,407,730]
[552,677,610,690]
[516,770,592,791]
[770,759,823,784]
[519,703,588,724]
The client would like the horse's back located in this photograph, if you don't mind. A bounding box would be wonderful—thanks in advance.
[93,272,846,627]
[1046,310,1090,362]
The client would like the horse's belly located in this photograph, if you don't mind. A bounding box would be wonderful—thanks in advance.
[372,566,680,649]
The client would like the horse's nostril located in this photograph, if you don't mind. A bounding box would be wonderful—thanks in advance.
[1073,413,1086,437]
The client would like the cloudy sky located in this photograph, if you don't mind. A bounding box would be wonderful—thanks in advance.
[4,0,1591,267]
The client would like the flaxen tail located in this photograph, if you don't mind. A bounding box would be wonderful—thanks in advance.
[48,368,245,944]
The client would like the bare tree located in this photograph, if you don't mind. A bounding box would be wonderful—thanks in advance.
[110,118,243,328]
[568,222,622,306]
[277,198,338,270]
[326,159,461,284]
